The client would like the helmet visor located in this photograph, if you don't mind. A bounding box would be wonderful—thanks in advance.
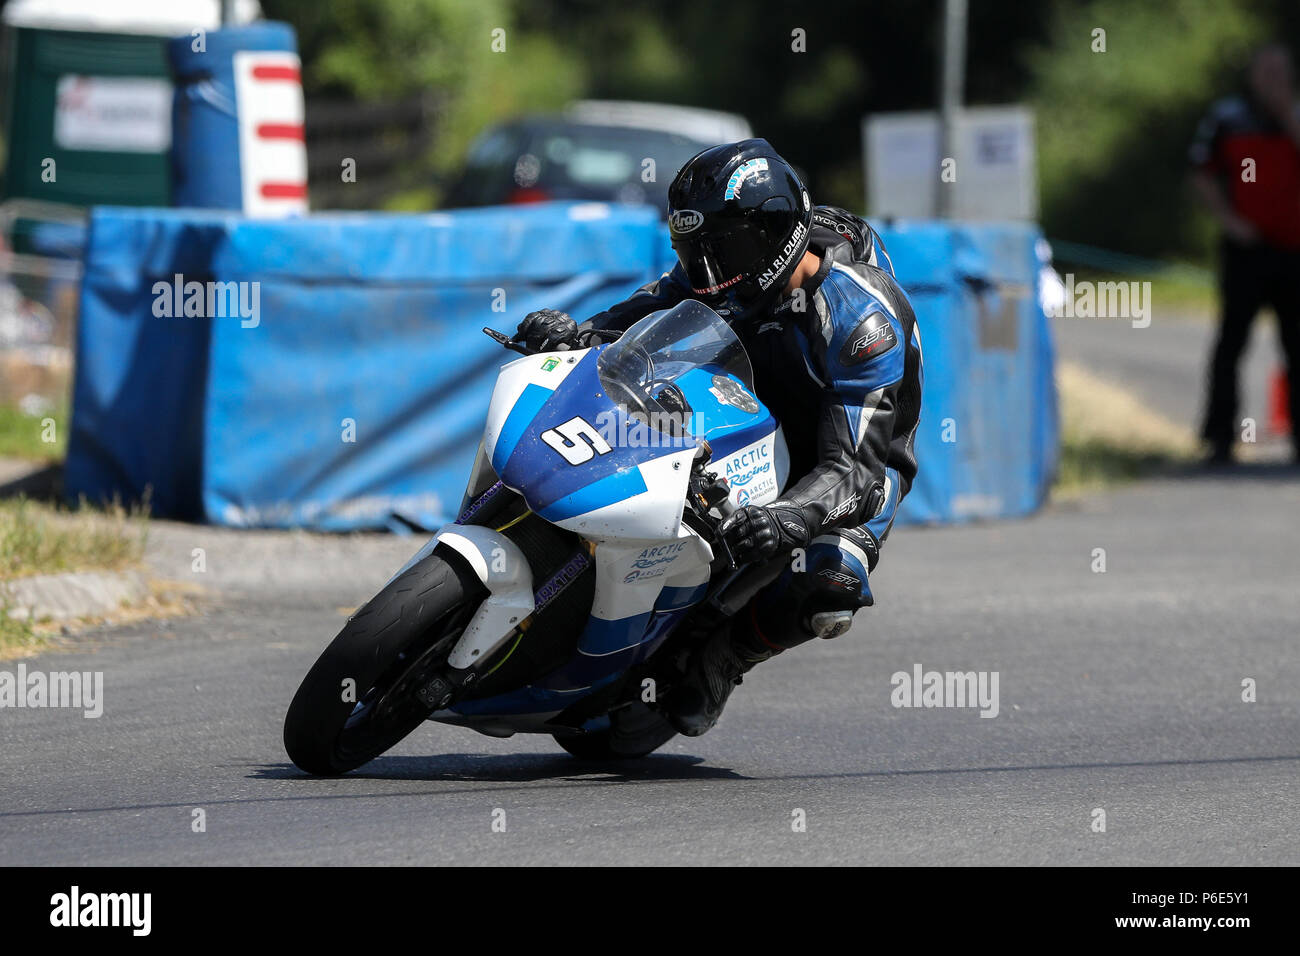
[673,228,774,305]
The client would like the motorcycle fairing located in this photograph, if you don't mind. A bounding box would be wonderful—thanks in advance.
[486,346,787,536]
[434,310,789,730]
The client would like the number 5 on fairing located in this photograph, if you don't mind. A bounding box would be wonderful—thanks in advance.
[541,416,612,465]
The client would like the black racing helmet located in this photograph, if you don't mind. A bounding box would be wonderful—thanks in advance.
[666,139,813,319]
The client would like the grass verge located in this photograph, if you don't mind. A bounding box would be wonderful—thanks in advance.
[1,496,148,580]
[0,591,40,656]
[0,496,149,655]
[0,401,68,461]
[1053,360,1200,494]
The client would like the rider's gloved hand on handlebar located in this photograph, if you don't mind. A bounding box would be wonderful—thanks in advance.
[717,502,812,566]
[513,309,580,352]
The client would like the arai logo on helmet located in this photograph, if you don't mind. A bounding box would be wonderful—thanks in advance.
[669,209,704,234]
[724,158,769,200]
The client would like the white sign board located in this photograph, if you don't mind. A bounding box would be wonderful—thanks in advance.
[5,0,262,36]
[54,75,171,153]
[863,106,1037,220]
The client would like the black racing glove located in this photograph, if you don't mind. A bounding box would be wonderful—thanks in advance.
[717,502,812,566]
[513,309,579,352]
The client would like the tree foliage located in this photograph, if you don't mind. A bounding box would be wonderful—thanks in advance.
[257,0,1300,259]
[1028,0,1268,259]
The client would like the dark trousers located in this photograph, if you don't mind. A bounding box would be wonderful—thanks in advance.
[1202,239,1300,455]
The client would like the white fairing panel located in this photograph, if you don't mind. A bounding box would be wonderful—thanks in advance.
[588,524,713,625]
[550,446,697,541]
[481,347,589,467]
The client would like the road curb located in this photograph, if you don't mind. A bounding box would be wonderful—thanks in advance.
[3,569,149,622]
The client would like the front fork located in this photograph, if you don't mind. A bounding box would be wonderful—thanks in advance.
[393,520,536,711]
[433,524,536,666]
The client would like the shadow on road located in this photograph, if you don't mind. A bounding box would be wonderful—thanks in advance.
[1172,460,1300,482]
[254,751,748,785]
[1,753,1294,822]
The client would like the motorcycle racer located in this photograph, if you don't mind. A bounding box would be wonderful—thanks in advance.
[514,139,923,737]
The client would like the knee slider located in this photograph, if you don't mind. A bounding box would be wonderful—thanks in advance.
[808,609,855,640]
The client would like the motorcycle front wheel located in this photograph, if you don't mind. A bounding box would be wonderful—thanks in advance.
[283,546,485,775]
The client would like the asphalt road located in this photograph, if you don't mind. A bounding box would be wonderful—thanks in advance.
[3,467,1297,865]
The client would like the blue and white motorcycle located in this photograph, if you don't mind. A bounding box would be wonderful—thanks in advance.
[284,300,789,773]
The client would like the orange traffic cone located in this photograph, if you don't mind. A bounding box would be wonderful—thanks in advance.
[1268,366,1291,437]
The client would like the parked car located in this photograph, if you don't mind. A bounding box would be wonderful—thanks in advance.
[442,101,753,215]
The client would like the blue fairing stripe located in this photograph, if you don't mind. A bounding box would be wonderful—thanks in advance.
[656,581,709,610]
[451,673,619,717]
[537,464,649,522]
[491,383,554,474]
[577,610,653,656]
[672,366,768,442]
[499,350,692,511]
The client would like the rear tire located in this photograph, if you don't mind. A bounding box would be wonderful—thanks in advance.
[283,546,485,775]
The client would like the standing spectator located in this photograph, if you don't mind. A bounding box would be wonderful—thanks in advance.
[1190,43,1300,464]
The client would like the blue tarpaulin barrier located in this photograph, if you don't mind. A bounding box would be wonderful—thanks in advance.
[879,221,1059,524]
[67,202,674,529]
[67,202,1056,530]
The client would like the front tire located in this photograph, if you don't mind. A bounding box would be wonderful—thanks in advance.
[284,546,485,775]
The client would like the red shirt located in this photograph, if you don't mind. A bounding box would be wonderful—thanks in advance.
[1190,95,1300,248]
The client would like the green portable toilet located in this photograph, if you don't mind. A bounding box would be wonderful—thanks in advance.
[1,0,261,208]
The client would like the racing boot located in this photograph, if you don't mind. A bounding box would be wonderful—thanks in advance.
[665,617,775,737]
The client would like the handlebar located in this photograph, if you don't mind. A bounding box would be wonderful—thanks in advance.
[482,325,623,357]
[482,327,531,356]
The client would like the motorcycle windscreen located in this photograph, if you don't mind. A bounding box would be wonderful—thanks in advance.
[595,300,764,444]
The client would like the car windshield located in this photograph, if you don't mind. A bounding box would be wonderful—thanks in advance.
[596,300,756,439]
[536,126,706,189]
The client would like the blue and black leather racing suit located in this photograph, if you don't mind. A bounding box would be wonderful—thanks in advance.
[581,206,924,650]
